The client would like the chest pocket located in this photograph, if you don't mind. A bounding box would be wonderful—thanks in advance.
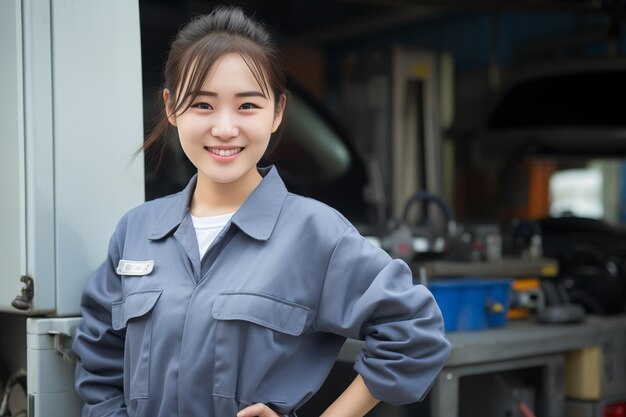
[213,292,309,336]
[112,289,162,401]
[211,292,310,410]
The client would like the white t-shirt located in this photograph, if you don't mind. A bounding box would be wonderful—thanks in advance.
[191,211,235,259]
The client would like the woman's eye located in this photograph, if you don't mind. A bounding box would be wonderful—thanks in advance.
[193,102,212,110]
[239,102,259,110]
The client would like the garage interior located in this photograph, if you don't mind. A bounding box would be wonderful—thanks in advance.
[2,0,626,416]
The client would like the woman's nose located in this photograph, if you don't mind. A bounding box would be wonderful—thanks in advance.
[211,112,239,139]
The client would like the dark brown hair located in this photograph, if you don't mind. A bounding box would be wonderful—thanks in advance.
[143,6,287,166]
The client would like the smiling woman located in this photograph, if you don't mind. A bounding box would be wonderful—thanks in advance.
[71,6,450,417]
[164,52,286,216]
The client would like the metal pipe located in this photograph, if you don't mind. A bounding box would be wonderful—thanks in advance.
[0,369,26,417]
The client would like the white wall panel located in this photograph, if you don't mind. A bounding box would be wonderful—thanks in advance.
[0,0,28,312]
[0,0,144,316]
[51,0,144,316]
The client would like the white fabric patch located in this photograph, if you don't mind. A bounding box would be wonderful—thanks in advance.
[116,259,155,276]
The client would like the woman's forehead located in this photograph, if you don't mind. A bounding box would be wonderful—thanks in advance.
[180,52,271,98]
[203,54,259,87]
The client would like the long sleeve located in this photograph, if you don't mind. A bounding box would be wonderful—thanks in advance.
[314,225,451,406]
[72,222,128,417]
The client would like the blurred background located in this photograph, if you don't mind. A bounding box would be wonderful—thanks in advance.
[140,0,626,228]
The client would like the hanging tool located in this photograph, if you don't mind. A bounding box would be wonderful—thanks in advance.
[381,191,457,261]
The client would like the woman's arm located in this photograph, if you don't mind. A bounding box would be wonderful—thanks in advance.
[237,374,378,417]
[320,374,379,417]
[72,224,128,416]
[315,226,450,405]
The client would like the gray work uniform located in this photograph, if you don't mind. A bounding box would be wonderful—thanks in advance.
[72,166,451,417]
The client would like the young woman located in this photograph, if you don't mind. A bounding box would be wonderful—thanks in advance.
[72,6,450,417]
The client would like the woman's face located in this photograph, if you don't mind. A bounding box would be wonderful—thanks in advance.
[166,52,284,189]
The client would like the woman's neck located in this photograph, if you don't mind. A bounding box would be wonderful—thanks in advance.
[190,170,263,217]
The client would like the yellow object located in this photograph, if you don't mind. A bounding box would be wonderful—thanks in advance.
[490,302,504,313]
[541,263,558,277]
[565,346,602,400]
[412,64,430,77]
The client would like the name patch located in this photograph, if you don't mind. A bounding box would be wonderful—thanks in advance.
[116,259,155,276]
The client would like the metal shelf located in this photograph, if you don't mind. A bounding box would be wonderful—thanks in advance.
[414,257,559,279]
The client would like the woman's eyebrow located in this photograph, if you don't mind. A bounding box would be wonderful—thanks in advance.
[235,91,266,98]
[190,90,217,98]
[190,90,266,98]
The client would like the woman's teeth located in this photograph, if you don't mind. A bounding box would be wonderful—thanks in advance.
[206,147,242,156]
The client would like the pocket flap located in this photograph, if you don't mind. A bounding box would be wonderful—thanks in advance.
[212,292,310,336]
[112,289,163,330]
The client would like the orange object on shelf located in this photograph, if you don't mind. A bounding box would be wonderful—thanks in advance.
[513,278,540,291]
[508,278,541,320]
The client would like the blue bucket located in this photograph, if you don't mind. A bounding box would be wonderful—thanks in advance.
[429,279,512,332]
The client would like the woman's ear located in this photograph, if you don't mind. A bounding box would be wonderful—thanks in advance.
[271,93,287,133]
[163,89,177,127]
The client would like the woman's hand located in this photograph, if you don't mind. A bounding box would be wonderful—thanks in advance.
[237,403,282,417]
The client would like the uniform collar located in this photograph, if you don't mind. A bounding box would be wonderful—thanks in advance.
[148,166,288,241]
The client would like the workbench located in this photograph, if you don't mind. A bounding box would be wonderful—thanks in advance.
[338,314,626,417]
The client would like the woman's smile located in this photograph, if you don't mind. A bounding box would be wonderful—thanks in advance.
[205,146,244,160]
